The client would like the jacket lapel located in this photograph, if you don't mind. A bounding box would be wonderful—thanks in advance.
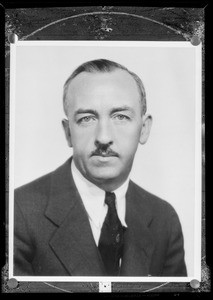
[120,181,155,276]
[45,158,105,276]
[44,158,154,276]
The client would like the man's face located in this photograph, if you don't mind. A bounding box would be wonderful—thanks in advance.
[63,69,152,190]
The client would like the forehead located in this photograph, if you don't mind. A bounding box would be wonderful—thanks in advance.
[66,69,140,104]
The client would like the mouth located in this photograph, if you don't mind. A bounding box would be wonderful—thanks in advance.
[92,153,118,158]
[91,150,119,158]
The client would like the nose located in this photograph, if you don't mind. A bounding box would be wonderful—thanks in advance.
[95,119,113,146]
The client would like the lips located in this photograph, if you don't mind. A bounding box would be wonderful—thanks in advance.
[93,153,117,157]
[91,149,119,157]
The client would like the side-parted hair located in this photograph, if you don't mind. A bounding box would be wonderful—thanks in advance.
[63,59,147,116]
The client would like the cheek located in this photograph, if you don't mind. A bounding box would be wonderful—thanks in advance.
[116,125,142,142]
[116,126,141,153]
[71,127,94,150]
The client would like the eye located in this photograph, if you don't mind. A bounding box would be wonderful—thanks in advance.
[77,115,96,124]
[114,114,130,121]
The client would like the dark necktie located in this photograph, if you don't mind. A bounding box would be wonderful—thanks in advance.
[98,192,125,276]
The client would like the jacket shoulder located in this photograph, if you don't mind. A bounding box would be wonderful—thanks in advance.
[15,171,52,195]
[14,171,53,213]
[14,158,72,214]
[129,180,177,216]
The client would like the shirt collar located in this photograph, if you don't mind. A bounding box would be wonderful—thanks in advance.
[71,159,129,228]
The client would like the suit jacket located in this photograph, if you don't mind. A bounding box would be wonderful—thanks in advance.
[14,158,187,276]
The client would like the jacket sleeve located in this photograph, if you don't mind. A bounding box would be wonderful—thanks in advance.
[162,206,187,276]
[14,197,35,276]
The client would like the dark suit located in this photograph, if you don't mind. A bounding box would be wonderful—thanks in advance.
[14,158,187,276]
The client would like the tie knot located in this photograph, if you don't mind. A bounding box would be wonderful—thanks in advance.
[105,192,116,207]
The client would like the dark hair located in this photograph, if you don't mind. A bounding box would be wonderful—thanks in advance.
[63,59,147,115]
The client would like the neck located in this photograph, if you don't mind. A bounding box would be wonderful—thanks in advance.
[91,178,127,192]
[72,160,129,192]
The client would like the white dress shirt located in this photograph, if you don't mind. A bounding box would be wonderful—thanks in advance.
[71,160,129,246]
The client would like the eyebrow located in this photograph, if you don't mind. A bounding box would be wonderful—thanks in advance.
[74,109,98,118]
[110,106,135,115]
[74,106,135,118]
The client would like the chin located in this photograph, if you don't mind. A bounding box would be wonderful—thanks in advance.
[88,168,120,182]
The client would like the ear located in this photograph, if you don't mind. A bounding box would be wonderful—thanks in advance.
[139,114,153,145]
[62,119,72,147]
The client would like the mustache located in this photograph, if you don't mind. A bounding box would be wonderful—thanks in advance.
[90,147,119,157]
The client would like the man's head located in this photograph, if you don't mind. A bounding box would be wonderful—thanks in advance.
[62,59,152,191]
[63,59,147,117]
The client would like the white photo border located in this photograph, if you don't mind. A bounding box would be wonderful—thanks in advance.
[9,40,202,283]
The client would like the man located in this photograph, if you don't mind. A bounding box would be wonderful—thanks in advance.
[14,59,187,276]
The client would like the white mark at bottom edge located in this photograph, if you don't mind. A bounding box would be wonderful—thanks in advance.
[99,281,112,292]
